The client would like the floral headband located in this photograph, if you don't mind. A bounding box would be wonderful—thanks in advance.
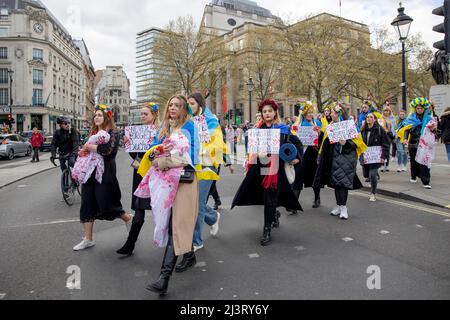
[331,102,343,114]
[95,104,113,119]
[145,102,159,113]
[297,101,314,115]
[410,97,430,112]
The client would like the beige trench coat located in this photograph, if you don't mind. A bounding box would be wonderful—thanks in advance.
[172,176,199,256]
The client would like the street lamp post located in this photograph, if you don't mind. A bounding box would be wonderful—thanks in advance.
[247,77,255,123]
[391,2,413,111]
[8,69,14,131]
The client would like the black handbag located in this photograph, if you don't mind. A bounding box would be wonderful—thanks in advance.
[179,166,195,183]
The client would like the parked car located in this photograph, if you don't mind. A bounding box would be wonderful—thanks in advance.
[40,135,53,152]
[0,134,32,160]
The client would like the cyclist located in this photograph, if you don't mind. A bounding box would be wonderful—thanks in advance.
[51,117,80,192]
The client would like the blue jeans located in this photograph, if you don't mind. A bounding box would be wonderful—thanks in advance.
[446,144,450,163]
[396,141,408,166]
[193,168,219,247]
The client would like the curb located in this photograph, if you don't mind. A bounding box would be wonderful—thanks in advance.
[362,186,449,210]
[0,166,58,190]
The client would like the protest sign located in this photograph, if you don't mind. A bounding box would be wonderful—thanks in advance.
[415,120,437,168]
[326,120,359,144]
[363,146,383,165]
[125,125,157,153]
[297,126,319,146]
[248,129,280,154]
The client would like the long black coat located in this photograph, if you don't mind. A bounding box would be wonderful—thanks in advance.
[360,123,391,170]
[80,129,126,222]
[301,132,324,188]
[313,137,363,190]
[232,131,303,212]
[439,111,450,144]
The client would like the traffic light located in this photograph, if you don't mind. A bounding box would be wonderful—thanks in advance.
[432,0,450,52]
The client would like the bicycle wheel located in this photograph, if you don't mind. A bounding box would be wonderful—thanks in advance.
[61,169,75,206]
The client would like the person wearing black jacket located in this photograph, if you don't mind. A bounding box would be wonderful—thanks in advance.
[313,103,363,220]
[116,103,159,255]
[439,107,450,162]
[51,116,79,172]
[361,112,391,202]
[232,99,303,246]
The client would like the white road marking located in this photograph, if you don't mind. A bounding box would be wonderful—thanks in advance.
[351,191,450,218]
[134,271,148,277]
[416,225,423,228]
[2,219,79,229]
[380,230,390,235]
[295,246,306,251]
[444,219,450,222]
[17,185,30,188]
[202,269,207,272]
[217,261,224,264]
[342,237,354,242]
[0,293,6,299]
[195,262,207,267]
[248,253,260,259]
[255,292,260,296]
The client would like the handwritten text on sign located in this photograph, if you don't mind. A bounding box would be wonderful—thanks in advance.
[248,129,281,154]
[326,120,359,144]
[297,126,319,146]
[363,146,383,164]
[125,125,157,153]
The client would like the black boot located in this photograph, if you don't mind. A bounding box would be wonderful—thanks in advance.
[175,251,196,273]
[272,210,281,228]
[312,198,321,209]
[146,236,178,296]
[116,220,144,255]
[260,226,272,246]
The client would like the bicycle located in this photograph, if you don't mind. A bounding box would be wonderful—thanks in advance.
[51,154,80,206]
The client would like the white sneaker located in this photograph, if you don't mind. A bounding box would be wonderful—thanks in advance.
[339,206,349,220]
[330,207,341,216]
[402,165,407,172]
[410,179,417,183]
[369,194,377,202]
[73,238,95,251]
[210,212,220,237]
[423,185,432,189]
[397,167,402,172]
[193,244,204,252]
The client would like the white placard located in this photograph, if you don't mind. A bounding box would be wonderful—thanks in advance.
[248,129,280,154]
[326,120,359,144]
[124,125,158,153]
[430,85,450,116]
[363,146,383,165]
[297,126,319,146]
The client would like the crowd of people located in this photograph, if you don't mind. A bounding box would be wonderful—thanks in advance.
[56,92,448,296]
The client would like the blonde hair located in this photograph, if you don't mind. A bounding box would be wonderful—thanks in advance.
[158,95,190,140]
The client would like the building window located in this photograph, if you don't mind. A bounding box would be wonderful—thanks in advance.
[0,27,8,37]
[238,39,244,50]
[0,88,8,104]
[33,69,43,85]
[0,8,9,20]
[0,68,8,84]
[0,47,7,59]
[33,48,43,60]
[33,89,43,105]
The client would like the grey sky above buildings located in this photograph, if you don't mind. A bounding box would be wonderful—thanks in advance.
[41,0,443,99]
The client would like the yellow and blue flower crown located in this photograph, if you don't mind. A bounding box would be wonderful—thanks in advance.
[95,104,113,118]
[410,97,430,111]
[145,102,159,113]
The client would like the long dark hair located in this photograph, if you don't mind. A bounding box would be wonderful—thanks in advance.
[188,92,206,116]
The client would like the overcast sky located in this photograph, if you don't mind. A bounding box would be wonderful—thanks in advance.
[42,0,443,99]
